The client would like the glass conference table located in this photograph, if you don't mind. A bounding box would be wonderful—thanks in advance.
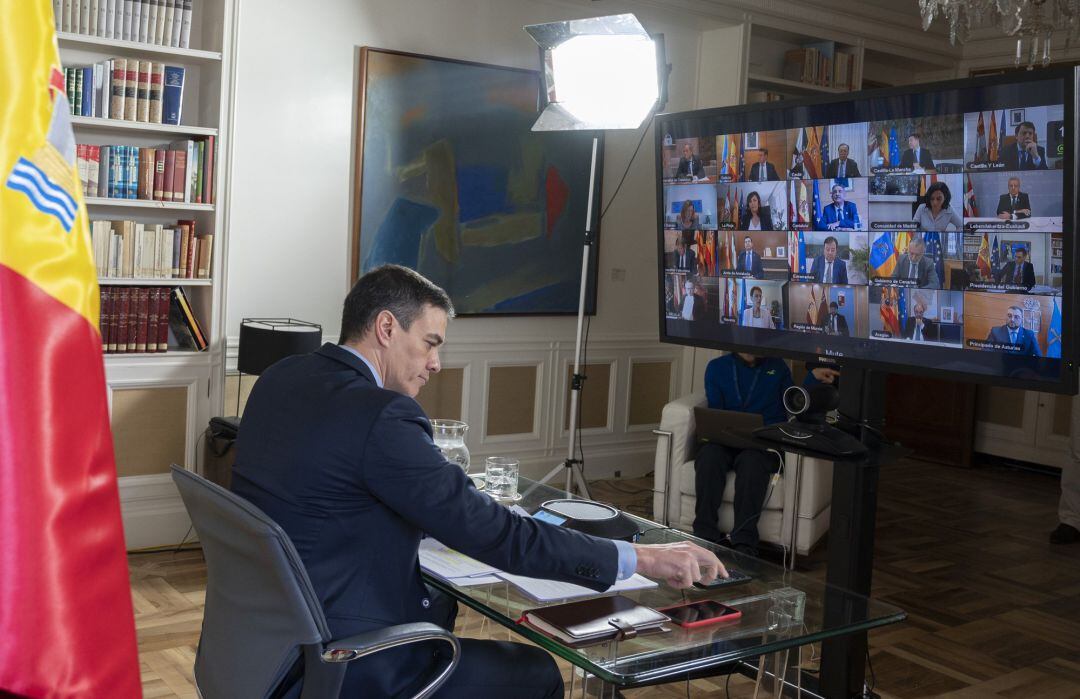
[423,476,906,692]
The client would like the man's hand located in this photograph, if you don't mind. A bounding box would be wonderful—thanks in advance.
[998,212,1012,220]
[811,367,839,384]
[633,541,726,589]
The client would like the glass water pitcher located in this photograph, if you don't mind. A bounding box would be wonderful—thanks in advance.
[430,419,470,473]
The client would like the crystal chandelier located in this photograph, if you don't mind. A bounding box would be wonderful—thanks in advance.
[919,0,1080,67]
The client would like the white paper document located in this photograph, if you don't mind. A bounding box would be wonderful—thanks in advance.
[418,538,500,580]
[497,572,658,602]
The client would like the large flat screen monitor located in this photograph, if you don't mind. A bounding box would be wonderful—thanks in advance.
[656,69,1077,394]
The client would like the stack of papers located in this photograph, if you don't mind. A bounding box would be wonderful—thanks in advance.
[498,572,657,602]
[418,539,502,586]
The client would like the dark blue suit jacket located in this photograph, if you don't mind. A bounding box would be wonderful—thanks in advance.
[986,326,1041,356]
[233,344,618,695]
[808,256,848,284]
[818,201,860,230]
[734,250,764,277]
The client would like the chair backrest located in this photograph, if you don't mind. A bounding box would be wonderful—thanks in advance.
[171,465,342,699]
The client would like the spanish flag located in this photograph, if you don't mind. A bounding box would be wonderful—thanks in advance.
[0,2,141,697]
[977,232,993,279]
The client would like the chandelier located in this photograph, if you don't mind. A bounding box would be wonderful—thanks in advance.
[919,0,1080,67]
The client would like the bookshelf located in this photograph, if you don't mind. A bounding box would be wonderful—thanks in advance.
[745,23,864,102]
[58,0,236,548]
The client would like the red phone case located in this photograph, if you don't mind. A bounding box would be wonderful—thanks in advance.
[658,601,743,628]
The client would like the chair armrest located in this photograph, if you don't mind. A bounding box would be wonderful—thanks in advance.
[322,622,460,699]
[653,393,706,526]
[659,392,706,469]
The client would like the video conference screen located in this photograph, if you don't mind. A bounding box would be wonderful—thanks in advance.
[656,71,1076,392]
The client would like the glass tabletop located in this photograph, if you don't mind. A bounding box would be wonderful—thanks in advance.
[423,476,906,687]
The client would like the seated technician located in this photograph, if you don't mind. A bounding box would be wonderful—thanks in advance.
[233,264,723,698]
[694,353,837,557]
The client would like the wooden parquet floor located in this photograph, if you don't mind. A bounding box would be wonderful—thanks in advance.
[131,458,1080,698]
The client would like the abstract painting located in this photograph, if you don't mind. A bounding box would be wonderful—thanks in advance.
[352,48,601,315]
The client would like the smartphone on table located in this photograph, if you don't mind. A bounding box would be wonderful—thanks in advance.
[657,599,742,628]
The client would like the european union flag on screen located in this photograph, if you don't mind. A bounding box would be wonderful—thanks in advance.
[888,126,900,167]
[990,234,1000,276]
[897,287,908,331]
[924,232,944,288]
[740,277,749,320]
[812,180,822,230]
[796,231,807,273]
[1049,299,1062,358]
[869,232,896,275]
[820,127,830,167]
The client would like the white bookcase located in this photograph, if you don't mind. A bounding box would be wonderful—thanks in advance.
[58,0,237,549]
[745,23,864,102]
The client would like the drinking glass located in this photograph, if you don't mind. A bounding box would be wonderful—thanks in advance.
[484,456,520,501]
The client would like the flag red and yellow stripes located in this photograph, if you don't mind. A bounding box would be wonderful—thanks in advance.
[0,2,141,697]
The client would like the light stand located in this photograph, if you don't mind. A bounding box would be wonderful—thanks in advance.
[534,136,600,497]
[522,14,661,497]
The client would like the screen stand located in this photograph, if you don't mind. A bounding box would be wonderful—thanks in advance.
[530,136,599,499]
[819,368,886,699]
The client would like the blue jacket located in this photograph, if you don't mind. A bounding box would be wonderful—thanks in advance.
[233,344,618,695]
[809,255,848,284]
[705,354,820,425]
[986,325,1041,356]
[819,201,860,230]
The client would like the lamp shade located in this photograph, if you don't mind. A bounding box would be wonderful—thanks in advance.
[237,318,322,375]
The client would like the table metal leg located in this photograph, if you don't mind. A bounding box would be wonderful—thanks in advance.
[787,454,804,570]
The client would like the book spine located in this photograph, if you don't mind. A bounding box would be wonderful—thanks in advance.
[163,0,175,47]
[74,69,84,117]
[130,0,142,40]
[179,0,191,49]
[110,58,126,120]
[134,287,149,353]
[136,60,150,122]
[149,62,163,123]
[122,220,135,277]
[161,65,184,126]
[120,287,133,352]
[101,286,113,352]
[88,0,99,35]
[173,144,189,202]
[184,225,196,277]
[104,0,114,37]
[79,0,90,33]
[122,0,133,40]
[128,145,139,199]
[155,0,167,44]
[153,148,166,200]
[163,149,176,202]
[146,0,159,44]
[194,139,204,203]
[62,0,72,33]
[195,233,212,279]
[202,135,214,204]
[123,61,137,121]
[88,145,100,197]
[177,222,189,277]
[157,285,170,351]
[137,147,154,199]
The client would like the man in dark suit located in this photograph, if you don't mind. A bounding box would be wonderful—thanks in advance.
[748,148,780,182]
[903,296,938,342]
[669,237,697,274]
[232,265,723,697]
[985,305,1042,356]
[736,235,764,277]
[823,302,849,336]
[996,176,1032,219]
[819,183,861,231]
[890,237,940,289]
[1001,121,1048,170]
[899,133,935,170]
[809,236,848,284]
[824,143,861,178]
[676,142,704,178]
[996,246,1037,291]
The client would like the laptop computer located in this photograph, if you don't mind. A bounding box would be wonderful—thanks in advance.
[693,407,764,449]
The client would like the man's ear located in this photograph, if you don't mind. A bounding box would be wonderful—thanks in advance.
[373,310,395,347]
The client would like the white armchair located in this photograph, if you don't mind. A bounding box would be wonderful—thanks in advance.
[652,393,833,563]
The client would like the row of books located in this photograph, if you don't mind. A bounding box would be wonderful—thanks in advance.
[91,218,212,279]
[76,137,215,203]
[99,286,207,354]
[747,91,785,103]
[64,60,184,125]
[782,47,856,90]
[55,0,193,49]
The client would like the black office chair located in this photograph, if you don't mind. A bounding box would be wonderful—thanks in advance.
[171,465,459,698]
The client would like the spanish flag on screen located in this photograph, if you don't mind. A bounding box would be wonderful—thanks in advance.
[0,2,141,697]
